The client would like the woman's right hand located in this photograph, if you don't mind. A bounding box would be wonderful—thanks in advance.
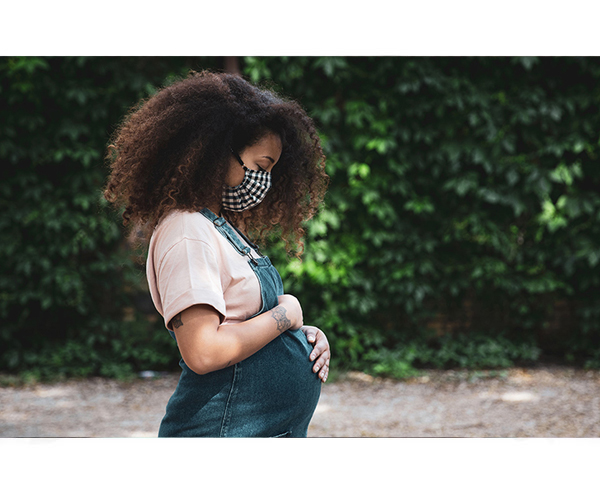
[275,294,303,331]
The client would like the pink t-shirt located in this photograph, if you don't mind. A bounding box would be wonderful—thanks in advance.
[146,210,262,330]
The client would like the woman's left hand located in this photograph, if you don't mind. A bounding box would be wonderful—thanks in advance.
[301,325,330,383]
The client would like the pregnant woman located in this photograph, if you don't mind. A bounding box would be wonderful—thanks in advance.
[104,69,331,437]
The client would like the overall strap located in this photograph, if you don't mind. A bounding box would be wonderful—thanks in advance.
[199,208,257,262]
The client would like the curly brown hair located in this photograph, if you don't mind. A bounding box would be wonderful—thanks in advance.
[103,69,328,256]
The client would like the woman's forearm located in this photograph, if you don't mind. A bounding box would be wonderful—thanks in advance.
[207,305,293,371]
[174,303,294,375]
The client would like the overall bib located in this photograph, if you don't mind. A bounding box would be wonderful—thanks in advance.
[158,208,322,437]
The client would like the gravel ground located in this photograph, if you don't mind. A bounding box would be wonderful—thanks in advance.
[1,365,599,438]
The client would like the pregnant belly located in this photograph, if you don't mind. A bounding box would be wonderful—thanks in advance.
[228,328,322,435]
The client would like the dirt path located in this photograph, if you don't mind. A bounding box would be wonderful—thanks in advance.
[1,365,599,437]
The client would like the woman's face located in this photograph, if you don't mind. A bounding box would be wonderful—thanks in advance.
[225,132,282,187]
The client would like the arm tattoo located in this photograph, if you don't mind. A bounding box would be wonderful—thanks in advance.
[172,313,183,329]
[271,306,292,332]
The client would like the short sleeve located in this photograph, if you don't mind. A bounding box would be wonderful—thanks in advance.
[156,238,227,329]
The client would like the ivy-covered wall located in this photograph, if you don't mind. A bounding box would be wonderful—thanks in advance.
[0,57,221,378]
[1,56,599,380]
[252,57,600,374]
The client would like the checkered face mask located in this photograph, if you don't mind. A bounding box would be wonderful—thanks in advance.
[222,165,272,212]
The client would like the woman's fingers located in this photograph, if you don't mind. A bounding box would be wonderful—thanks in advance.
[310,334,329,362]
[302,325,319,344]
[315,357,330,382]
[312,352,330,372]
[301,325,331,382]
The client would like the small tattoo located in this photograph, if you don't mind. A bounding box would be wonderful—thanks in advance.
[172,313,183,329]
[272,306,292,332]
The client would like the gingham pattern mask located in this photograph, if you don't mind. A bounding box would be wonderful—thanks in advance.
[222,164,272,212]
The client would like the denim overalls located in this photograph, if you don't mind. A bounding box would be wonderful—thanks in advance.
[158,208,322,437]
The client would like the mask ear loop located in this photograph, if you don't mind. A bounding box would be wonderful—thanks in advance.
[230,148,268,173]
[231,148,245,167]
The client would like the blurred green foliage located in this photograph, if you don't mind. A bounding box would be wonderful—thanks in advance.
[1,56,599,380]
[0,56,221,380]
[246,56,600,372]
